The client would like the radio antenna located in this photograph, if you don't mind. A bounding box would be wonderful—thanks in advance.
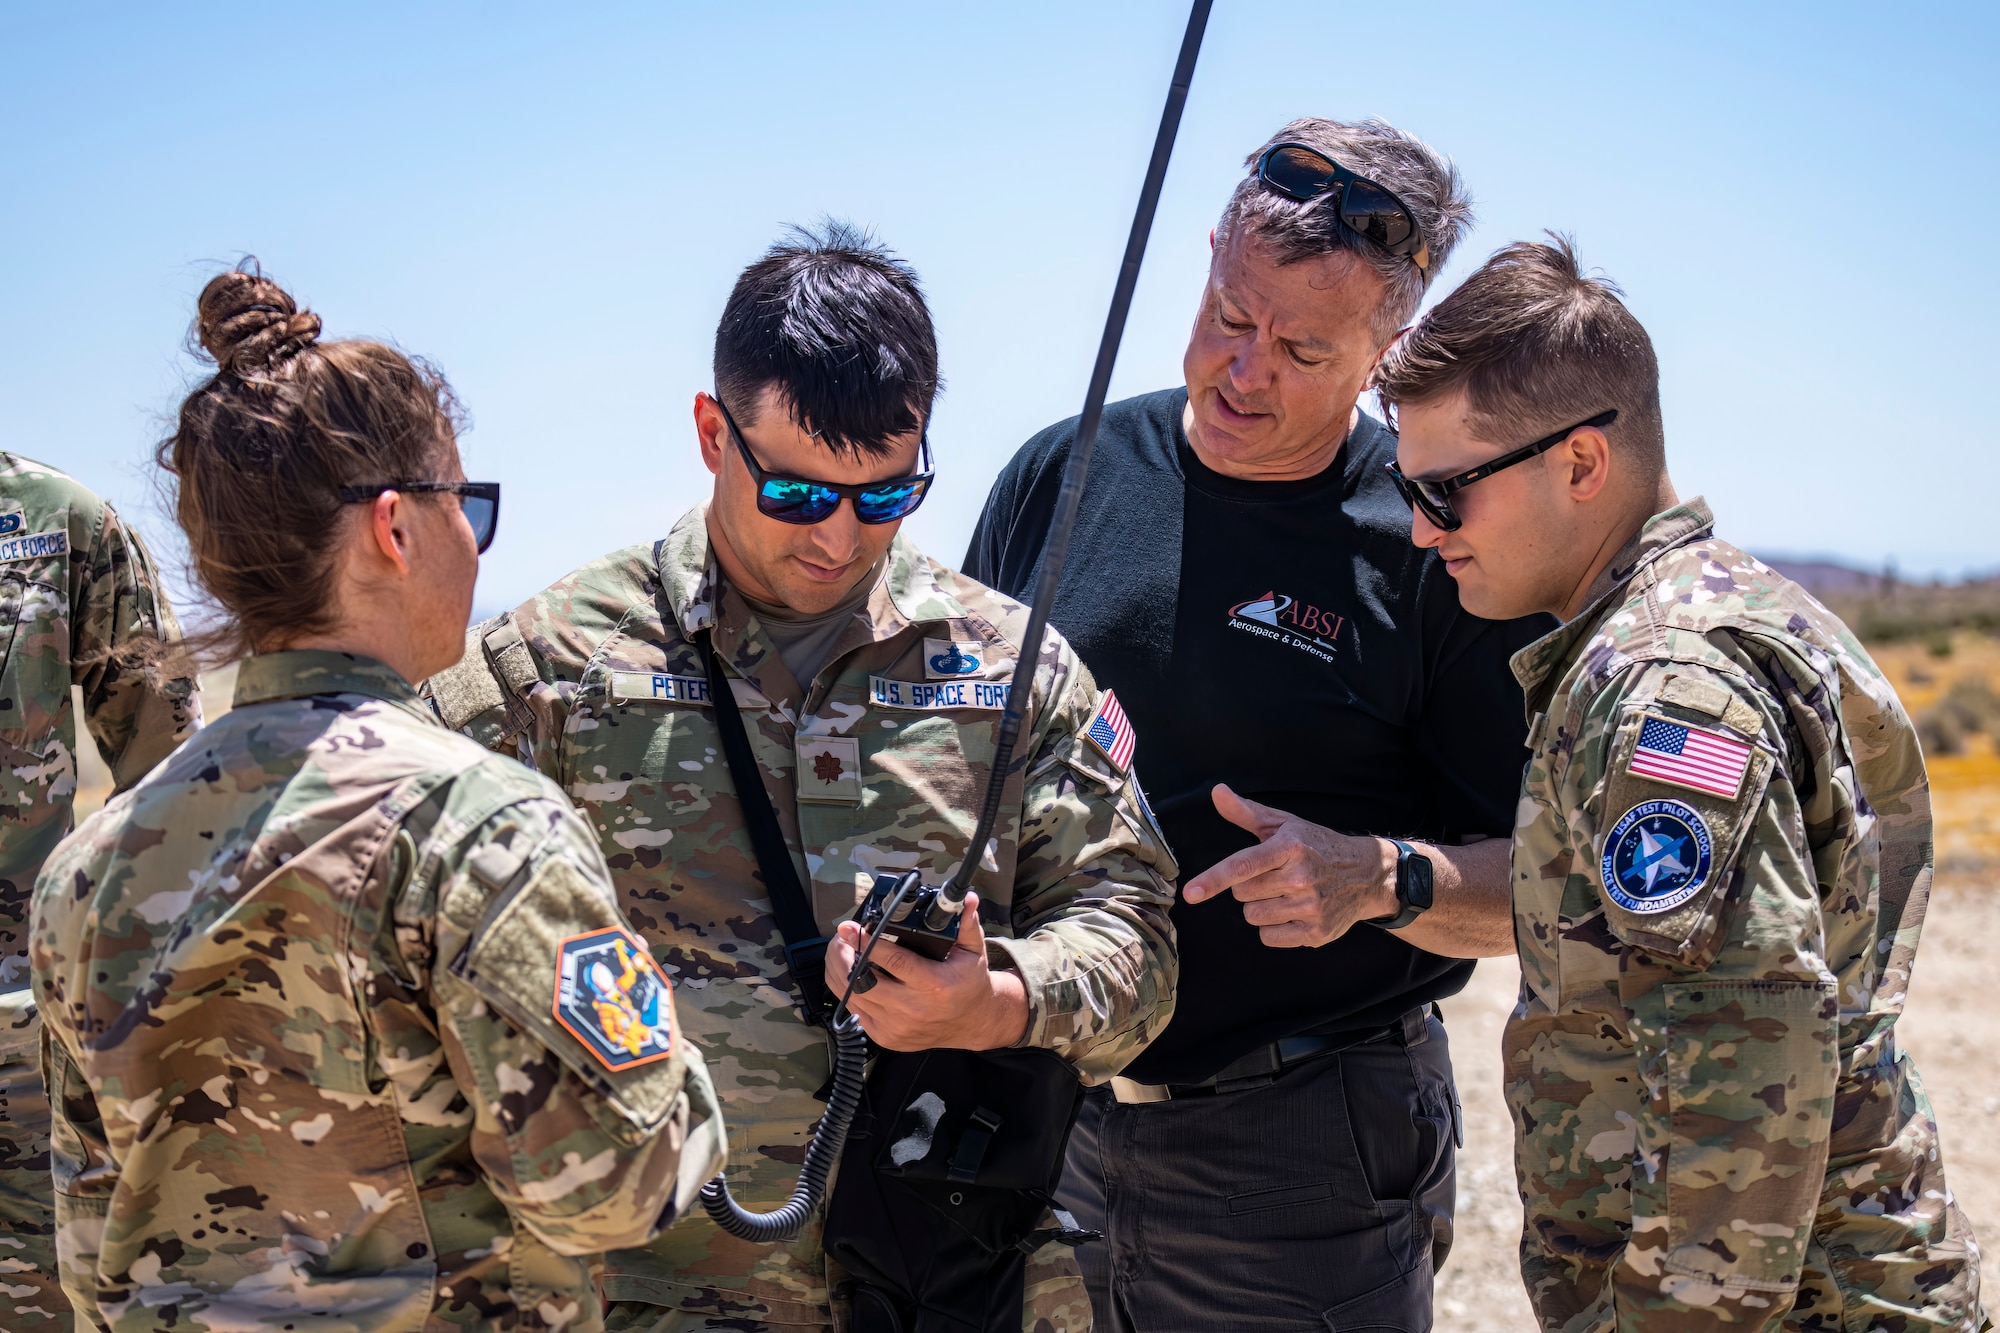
[927,0,1213,926]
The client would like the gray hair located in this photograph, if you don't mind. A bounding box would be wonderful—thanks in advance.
[1214,118,1473,341]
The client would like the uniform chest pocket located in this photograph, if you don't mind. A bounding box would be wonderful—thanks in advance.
[562,691,722,792]
[796,707,1003,904]
[858,711,999,816]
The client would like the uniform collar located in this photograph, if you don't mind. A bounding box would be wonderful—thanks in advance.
[1509,497,1716,709]
[655,502,974,708]
[233,649,427,714]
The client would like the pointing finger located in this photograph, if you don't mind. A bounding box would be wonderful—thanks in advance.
[1184,838,1292,903]
[1211,784,1288,838]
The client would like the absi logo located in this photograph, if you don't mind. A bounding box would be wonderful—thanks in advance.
[1226,590,1346,664]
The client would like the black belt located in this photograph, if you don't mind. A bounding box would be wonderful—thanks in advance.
[1110,1006,1431,1104]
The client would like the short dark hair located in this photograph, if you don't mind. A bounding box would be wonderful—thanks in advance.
[713,221,939,459]
[1215,118,1473,341]
[1374,235,1665,472]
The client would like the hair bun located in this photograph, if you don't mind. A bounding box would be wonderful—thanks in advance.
[196,266,322,376]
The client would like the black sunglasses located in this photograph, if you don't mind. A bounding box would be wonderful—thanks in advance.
[1386,410,1618,533]
[1257,142,1432,279]
[713,394,934,526]
[337,481,501,553]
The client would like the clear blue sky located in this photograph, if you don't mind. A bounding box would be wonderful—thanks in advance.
[4,1,1993,622]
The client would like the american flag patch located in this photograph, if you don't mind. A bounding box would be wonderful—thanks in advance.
[1084,690,1136,771]
[1629,717,1752,798]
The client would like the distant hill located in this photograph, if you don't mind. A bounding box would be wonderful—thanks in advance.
[1754,554,2000,643]
[1759,557,1890,598]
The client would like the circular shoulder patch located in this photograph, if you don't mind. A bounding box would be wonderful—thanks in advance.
[1600,799,1714,915]
[554,927,675,1070]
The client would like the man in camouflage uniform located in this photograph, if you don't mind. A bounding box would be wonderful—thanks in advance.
[35,648,727,1331]
[426,227,1178,1332]
[0,454,200,1329]
[1377,239,1985,1330]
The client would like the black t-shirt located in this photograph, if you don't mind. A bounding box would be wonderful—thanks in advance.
[965,387,1549,1084]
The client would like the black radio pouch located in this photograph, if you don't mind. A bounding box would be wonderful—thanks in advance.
[697,628,1096,1332]
[826,1045,1092,1333]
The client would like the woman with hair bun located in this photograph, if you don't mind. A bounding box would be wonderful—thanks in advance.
[31,267,723,1332]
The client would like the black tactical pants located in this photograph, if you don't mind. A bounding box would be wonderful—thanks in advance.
[1057,1008,1459,1332]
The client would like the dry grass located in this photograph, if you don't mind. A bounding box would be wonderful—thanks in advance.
[1872,634,2000,874]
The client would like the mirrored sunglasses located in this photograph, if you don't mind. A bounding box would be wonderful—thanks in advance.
[714,395,933,526]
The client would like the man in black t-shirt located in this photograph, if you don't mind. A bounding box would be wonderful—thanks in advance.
[966,119,1548,1330]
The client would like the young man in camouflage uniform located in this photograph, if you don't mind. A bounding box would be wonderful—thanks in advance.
[426,225,1178,1332]
[1378,239,1986,1331]
[0,454,200,1330]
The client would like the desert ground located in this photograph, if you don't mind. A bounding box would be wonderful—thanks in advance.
[73,634,2000,1327]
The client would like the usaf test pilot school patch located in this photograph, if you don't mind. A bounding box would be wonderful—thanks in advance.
[1602,800,1713,914]
[554,927,675,1070]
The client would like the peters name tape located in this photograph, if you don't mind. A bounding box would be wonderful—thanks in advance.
[869,676,1010,711]
[609,672,711,705]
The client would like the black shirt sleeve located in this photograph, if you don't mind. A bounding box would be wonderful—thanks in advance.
[1416,593,1553,839]
[962,463,1013,589]
[964,422,1067,602]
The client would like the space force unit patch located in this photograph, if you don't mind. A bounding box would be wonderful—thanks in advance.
[924,638,983,679]
[554,927,675,1070]
[1601,799,1714,914]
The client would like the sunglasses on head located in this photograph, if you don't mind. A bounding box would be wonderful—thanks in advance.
[1385,410,1618,533]
[337,480,502,553]
[1256,142,1432,279]
[713,394,934,526]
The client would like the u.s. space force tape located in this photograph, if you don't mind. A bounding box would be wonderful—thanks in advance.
[868,676,1010,710]
[0,529,69,563]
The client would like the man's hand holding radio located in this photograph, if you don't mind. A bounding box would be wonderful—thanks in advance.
[827,891,1031,1052]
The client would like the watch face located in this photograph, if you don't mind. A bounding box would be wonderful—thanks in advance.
[1405,852,1435,910]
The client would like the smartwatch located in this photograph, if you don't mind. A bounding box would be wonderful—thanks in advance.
[1370,839,1434,931]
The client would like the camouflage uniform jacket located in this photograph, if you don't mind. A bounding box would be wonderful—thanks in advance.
[0,453,199,1330]
[423,504,1179,1327]
[1506,499,1985,1332]
[33,650,726,1332]
[0,452,199,1021]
